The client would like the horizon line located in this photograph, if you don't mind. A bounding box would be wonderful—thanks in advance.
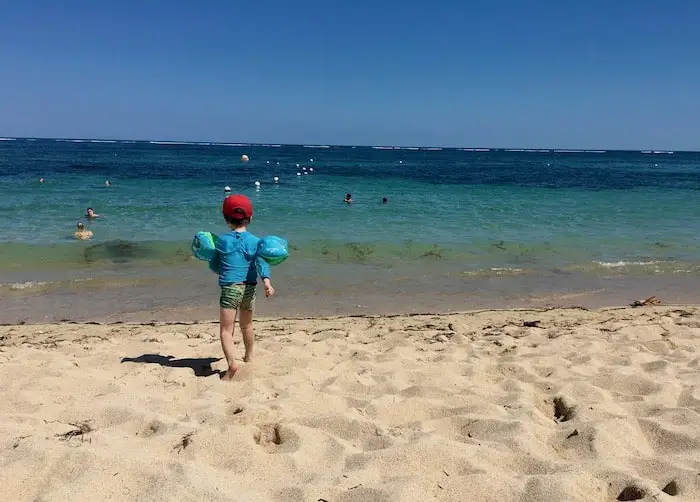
[0,136,692,153]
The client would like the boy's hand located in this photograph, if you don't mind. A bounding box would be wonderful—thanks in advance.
[263,279,275,298]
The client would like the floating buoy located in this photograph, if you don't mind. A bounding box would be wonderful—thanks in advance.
[310,158,314,162]
[296,172,301,176]
[224,185,231,192]
[309,167,314,172]
[273,177,279,183]
[241,154,249,163]
[254,181,261,187]
[302,166,307,171]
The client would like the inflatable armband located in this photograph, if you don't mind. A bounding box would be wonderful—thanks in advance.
[192,231,218,261]
[258,235,288,265]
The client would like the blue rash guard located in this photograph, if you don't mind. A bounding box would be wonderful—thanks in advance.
[208,230,271,286]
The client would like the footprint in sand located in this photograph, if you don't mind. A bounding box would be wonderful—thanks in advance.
[253,423,299,453]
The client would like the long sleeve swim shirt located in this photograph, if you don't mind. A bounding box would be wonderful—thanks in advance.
[209,230,271,286]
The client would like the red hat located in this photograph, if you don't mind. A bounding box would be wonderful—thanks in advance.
[222,194,253,221]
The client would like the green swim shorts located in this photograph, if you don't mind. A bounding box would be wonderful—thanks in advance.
[219,283,257,310]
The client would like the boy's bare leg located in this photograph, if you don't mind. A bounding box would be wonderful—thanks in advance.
[219,308,239,380]
[239,309,255,362]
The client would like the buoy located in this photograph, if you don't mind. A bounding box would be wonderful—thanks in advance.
[303,172,308,175]
[399,161,403,164]
[302,167,307,171]
[241,154,249,163]
[273,177,279,183]
[224,186,231,192]
[309,167,314,172]
[296,163,300,168]
[296,172,301,176]
[310,158,314,162]
[254,181,261,187]
[266,160,270,164]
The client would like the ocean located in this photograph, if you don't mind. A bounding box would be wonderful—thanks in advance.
[1,138,699,323]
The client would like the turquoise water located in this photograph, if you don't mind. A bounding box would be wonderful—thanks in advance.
[1,139,700,321]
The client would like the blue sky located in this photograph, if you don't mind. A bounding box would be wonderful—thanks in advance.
[1,1,698,149]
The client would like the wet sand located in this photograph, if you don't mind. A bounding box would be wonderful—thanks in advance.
[2,270,700,324]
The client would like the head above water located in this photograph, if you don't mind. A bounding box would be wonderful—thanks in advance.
[77,222,85,230]
[87,207,94,216]
[222,194,253,228]
[382,197,388,204]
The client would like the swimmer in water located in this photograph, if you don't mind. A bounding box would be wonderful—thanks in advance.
[86,207,101,219]
[382,197,388,204]
[39,178,45,184]
[344,193,354,204]
[105,180,111,186]
[74,222,93,240]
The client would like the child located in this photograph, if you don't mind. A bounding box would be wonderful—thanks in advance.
[209,194,275,380]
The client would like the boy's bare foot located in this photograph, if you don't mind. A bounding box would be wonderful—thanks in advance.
[243,354,253,363]
[220,366,239,381]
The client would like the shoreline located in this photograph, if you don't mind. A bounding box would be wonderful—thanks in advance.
[0,303,693,327]
[3,273,700,324]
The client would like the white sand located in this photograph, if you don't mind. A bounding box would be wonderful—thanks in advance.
[1,306,699,501]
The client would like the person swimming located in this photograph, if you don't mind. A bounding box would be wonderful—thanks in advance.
[74,222,93,240]
[85,207,101,219]
[382,197,388,204]
[344,193,354,203]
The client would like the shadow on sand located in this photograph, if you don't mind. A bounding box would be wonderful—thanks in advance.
[121,354,222,377]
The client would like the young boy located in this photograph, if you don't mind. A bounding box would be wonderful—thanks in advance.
[209,194,275,381]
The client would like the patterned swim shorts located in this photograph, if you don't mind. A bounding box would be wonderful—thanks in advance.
[219,284,256,310]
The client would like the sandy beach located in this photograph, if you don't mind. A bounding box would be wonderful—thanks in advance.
[1,305,699,501]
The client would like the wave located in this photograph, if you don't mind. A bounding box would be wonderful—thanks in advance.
[149,141,194,146]
[463,267,527,277]
[461,148,490,152]
[303,145,330,148]
[3,281,47,291]
[594,260,665,268]
[89,140,117,143]
[0,137,16,141]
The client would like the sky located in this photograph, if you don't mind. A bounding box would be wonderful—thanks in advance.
[1,1,699,150]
